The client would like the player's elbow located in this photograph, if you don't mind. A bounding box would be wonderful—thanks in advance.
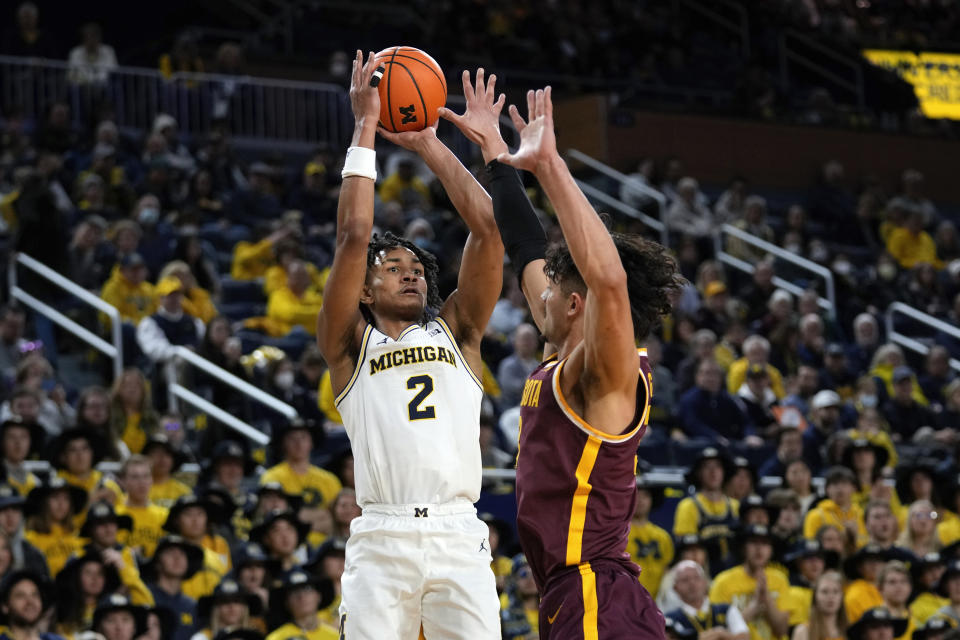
[590,264,627,294]
[336,223,372,250]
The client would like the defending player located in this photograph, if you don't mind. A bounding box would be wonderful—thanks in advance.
[442,79,682,636]
[316,52,502,639]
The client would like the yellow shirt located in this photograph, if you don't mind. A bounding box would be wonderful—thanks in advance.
[6,470,38,498]
[181,546,228,601]
[709,565,790,640]
[318,371,342,424]
[938,514,960,546]
[100,271,156,324]
[264,264,330,297]
[231,238,275,280]
[114,545,154,606]
[265,286,324,337]
[727,358,786,399]
[886,226,944,270]
[844,579,885,624]
[786,585,812,626]
[673,494,741,536]
[845,428,898,469]
[149,477,193,509]
[318,594,341,629]
[627,520,674,598]
[117,502,169,558]
[910,592,949,624]
[122,412,147,454]
[378,173,430,206]
[888,608,916,640]
[871,363,928,406]
[265,614,338,640]
[803,499,867,547]
[57,470,124,506]
[183,287,218,324]
[260,462,342,509]
[24,525,84,576]
[202,534,232,571]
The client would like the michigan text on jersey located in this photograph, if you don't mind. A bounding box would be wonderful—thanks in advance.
[369,345,458,375]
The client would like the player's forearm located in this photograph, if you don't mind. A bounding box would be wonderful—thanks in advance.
[535,154,626,290]
[417,138,497,237]
[336,121,378,242]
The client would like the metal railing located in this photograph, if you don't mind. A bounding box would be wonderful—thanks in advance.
[565,149,670,247]
[886,302,960,374]
[165,346,297,446]
[0,55,347,150]
[779,30,866,110]
[715,223,837,319]
[674,0,750,59]
[7,253,124,380]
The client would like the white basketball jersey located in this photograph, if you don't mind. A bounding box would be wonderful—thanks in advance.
[335,317,484,506]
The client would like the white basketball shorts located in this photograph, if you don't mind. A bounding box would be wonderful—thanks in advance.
[338,501,501,639]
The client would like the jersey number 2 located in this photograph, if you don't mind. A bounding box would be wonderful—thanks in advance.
[407,375,436,420]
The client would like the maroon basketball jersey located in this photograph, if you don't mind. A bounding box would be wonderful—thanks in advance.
[516,350,652,591]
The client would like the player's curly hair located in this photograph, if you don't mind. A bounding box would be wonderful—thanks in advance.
[363,231,442,324]
[544,232,685,341]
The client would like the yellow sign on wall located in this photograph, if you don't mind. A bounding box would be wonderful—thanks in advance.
[863,49,960,119]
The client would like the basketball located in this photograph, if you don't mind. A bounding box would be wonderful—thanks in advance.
[373,46,447,133]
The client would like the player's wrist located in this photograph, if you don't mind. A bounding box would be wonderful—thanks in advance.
[533,153,566,179]
[351,118,379,147]
[480,138,509,165]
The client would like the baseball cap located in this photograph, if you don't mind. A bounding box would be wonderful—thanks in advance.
[304,161,326,177]
[155,276,184,297]
[893,366,913,383]
[705,281,727,298]
[811,389,841,410]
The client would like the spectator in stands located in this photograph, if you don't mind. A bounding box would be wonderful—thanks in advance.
[888,210,943,271]
[0,485,47,577]
[883,366,937,442]
[479,416,512,471]
[145,535,204,640]
[626,478,672,599]
[80,501,145,591]
[727,196,775,263]
[862,500,911,560]
[163,495,229,601]
[53,551,124,637]
[897,500,940,560]
[728,334,787,399]
[143,432,190,508]
[2,2,57,57]
[498,554,539,640]
[0,306,27,381]
[0,417,42,496]
[797,314,826,369]
[263,238,327,297]
[736,364,780,440]
[759,426,804,478]
[803,390,844,471]
[266,568,337,639]
[938,380,960,430]
[379,157,430,211]
[695,281,730,338]
[24,478,87,576]
[782,364,823,421]
[158,261,217,325]
[674,449,739,571]
[194,577,262,640]
[109,368,159,455]
[75,386,125,462]
[0,570,58,640]
[709,525,790,639]
[116,456,166,558]
[790,570,848,640]
[496,323,540,409]
[249,509,309,575]
[136,277,205,364]
[1,358,74,437]
[713,176,747,225]
[848,313,880,376]
[51,425,123,505]
[261,419,339,511]
[69,215,110,290]
[231,225,295,282]
[908,553,946,625]
[618,158,659,212]
[804,466,866,551]
[288,160,335,232]
[889,169,938,229]
[740,259,777,323]
[906,263,949,318]
[197,318,248,419]
[821,343,857,401]
[231,164,282,228]
[678,359,757,447]
[783,458,818,515]
[159,31,204,78]
[919,346,955,408]
[842,544,889,622]
[93,594,149,640]
[665,560,750,639]
[935,222,960,264]
[768,489,804,557]
[264,260,324,338]
[66,22,116,85]
[675,328,716,393]
[666,177,715,239]
[807,160,855,228]
[101,252,155,327]
[327,488,359,542]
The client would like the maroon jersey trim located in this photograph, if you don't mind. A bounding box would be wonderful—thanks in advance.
[551,350,652,444]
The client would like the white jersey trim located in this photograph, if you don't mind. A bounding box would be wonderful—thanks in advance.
[335,324,374,406]
[435,316,483,390]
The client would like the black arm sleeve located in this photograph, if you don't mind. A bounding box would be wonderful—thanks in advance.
[485,160,547,280]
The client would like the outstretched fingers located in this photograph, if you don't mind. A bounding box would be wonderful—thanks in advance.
[525,89,535,122]
[507,103,527,132]
[461,69,475,102]
[474,68,486,100]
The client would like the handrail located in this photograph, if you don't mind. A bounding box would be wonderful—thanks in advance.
[886,302,960,374]
[714,223,837,319]
[676,0,750,58]
[779,30,866,110]
[164,346,297,446]
[565,149,670,247]
[8,253,123,380]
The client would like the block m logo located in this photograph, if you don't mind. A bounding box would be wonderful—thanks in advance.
[399,105,417,124]
[414,507,429,518]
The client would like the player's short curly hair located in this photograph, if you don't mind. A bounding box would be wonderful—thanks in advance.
[543,232,685,341]
[363,231,442,324]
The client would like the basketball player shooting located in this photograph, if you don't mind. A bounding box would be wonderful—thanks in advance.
[443,79,683,637]
[316,51,501,639]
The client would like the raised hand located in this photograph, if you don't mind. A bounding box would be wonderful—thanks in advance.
[377,121,439,155]
[349,50,381,144]
[497,86,558,175]
[439,68,508,163]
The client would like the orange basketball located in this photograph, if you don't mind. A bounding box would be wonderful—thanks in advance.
[374,46,447,133]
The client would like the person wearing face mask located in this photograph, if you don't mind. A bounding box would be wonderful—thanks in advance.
[136,277,205,365]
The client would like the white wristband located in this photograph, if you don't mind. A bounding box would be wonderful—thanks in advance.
[341,146,377,181]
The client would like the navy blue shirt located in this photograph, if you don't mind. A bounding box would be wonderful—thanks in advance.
[148,584,196,640]
[678,387,754,443]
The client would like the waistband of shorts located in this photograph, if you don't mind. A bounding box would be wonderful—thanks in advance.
[544,558,639,590]
[361,501,477,517]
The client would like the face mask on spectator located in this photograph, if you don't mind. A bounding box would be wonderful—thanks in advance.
[275,371,295,391]
[859,394,878,408]
[138,207,160,225]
